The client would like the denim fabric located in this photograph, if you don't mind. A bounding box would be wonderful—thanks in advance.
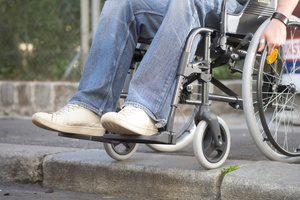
[69,0,244,124]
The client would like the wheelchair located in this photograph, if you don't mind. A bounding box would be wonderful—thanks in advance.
[59,0,300,169]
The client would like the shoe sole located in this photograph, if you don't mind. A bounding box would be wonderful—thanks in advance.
[101,114,157,136]
[32,115,105,137]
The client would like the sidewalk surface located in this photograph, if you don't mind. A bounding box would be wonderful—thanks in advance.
[1,114,300,200]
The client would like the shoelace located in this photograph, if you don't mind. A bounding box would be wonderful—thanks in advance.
[119,106,141,117]
[54,104,80,116]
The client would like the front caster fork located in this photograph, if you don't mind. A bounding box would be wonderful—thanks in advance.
[195,106,223,148]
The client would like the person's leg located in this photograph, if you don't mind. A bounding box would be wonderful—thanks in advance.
[69,0,170,115]
[102,0,244,135]
[125,0,244,123]
[32,0,170,135]
[101,0,202,135]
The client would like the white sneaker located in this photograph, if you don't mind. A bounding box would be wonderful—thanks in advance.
[32,104,106,136]
[101,106,158,136]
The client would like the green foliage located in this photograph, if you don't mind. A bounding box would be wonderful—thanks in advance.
[0,0,239,81]
[222,165,240,176]
[213,65,242,80]
[0,0,81,80]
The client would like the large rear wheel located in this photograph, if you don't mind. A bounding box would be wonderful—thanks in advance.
[243,19,300,162]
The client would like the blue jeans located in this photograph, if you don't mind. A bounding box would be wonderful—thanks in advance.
[69,0,244,124]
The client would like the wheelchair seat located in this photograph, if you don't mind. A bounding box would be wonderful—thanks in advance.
[226,0,276,35]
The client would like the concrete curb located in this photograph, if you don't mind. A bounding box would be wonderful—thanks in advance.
[1,143,300,199]
[43,149,225,200]
[0,143,78,183]
[221,161,300,200]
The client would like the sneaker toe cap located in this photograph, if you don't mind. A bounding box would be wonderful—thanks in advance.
[32,112,54,128]
[32,112,52,121]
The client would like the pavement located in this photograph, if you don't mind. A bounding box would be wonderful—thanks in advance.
[1,114,300,200]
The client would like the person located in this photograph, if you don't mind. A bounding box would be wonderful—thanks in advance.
[32,0,299,137]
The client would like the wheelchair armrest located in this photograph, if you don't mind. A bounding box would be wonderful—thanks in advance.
[226,0,276,35]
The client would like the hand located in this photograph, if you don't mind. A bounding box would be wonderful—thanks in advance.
[257,19,287,55]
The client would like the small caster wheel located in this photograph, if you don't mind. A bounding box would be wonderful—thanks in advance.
[193,117,230,169]
[104,142,139,161]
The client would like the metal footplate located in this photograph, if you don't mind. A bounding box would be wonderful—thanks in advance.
[58,131,176,145]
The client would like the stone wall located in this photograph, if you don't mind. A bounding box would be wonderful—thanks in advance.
[0,80,242,118]
[0,81,79,118]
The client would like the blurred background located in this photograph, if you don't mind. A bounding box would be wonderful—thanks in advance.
[0,0,106,81]
[0,1,298,118]
[0,1,299,82]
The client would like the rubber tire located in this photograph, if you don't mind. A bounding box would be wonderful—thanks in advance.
[104,142,139,161]
[242,18,300,162]
[193,117,230,169]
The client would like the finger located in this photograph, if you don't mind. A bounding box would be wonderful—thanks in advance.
[258,38,266,52]
[267,43,275,55]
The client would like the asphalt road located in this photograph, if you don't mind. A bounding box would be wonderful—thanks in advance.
[0,182,137,200]
[0,114,267,161]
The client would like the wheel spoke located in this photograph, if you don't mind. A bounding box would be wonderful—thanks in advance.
[255,23,300,157]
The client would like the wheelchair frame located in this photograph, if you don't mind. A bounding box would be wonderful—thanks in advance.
[59,0,300,169]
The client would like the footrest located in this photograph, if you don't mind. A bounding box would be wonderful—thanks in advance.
[58,131,176,145]
[102,131,176,144]
[58,132,111,143]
